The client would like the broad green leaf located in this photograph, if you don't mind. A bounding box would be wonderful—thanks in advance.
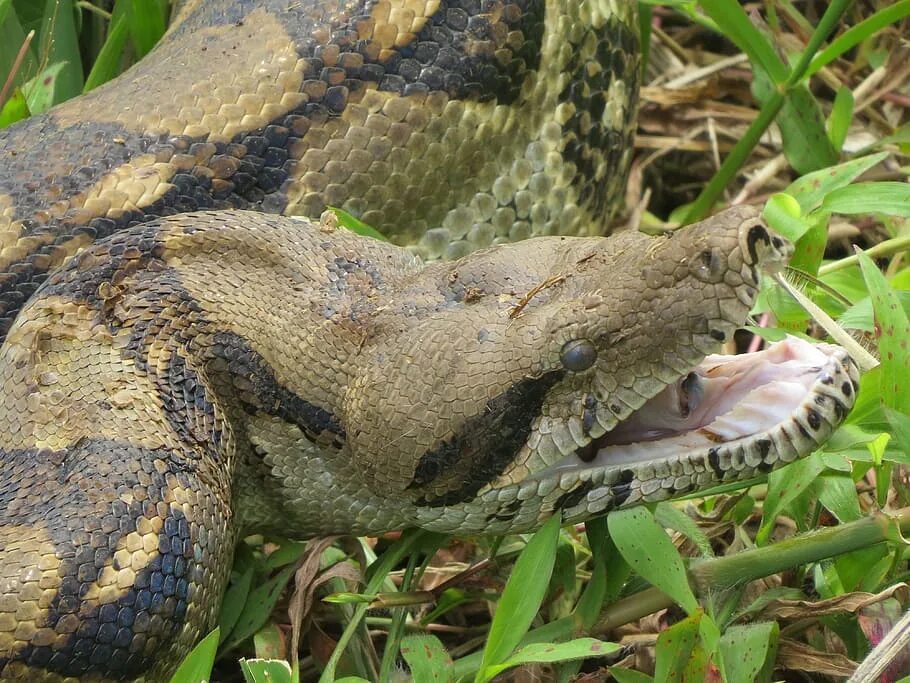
[0,88,29,127]
[885,408,910,464]
[22,61,65,114]
[572,559,606,631]
[38,0,81,103]
[583,515,632,607]
[786,153,888,214]
[264,540,308,569]
[400,635,453,683]
[253,623,285,660]
[823,182,910,217]
[814,473,862,524]
[608,507,698,614]
[239,659,293,683]
[476,513,561,677]
[834,545,892,593]
[839,292,910,333]
[480,639,620,681]
[654,611,711,683]
[169,628,220,683]
[827,87,854,152]
[549,534,577,603]
[776,84,838,174]
[763,193,809,243]
[857,250,910,411]
[719,622,779,683]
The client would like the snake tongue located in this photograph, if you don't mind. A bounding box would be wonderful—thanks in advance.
[578,335,858,469]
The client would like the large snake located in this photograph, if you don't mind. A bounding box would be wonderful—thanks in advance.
[0,1,859,681]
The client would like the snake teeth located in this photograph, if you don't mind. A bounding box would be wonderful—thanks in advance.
[548,335,858,485]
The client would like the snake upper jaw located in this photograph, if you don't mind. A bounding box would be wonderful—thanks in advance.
[537,336,859,505]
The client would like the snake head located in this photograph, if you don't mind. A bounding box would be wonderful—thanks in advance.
[342,206,856,534]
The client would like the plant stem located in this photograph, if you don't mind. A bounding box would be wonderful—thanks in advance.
[818,235,910,276]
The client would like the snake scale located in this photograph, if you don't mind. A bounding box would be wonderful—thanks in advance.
[0,1,859,681]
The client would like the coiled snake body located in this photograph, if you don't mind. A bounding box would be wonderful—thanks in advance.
[0,2,858,680]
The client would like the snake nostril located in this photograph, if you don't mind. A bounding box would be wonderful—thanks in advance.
[690,247,726,283]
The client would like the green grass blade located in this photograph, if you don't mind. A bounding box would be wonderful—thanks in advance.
[83,12,129,92]
[482,639,620,681]
[125,0,166,59]
[0,2,37,93]
[827,86,854,153]
[757,454,826,545]
[682,90,784,223]
[786,153,888,214]
[38,0,82,102]
[698,0,787,83]
[781,0,852,87]
[217,566,254,644]
[169,628,220,683]
[475,513,561,681]
[822,182,910,218]
[807,0,910,78]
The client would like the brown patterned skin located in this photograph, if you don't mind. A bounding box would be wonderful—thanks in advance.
[0,204,859,680]
[0,0,639,339]
[0,2,860,681]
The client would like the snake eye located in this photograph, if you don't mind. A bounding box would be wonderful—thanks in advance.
[560,339,597,372]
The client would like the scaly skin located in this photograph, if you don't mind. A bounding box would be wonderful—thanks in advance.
[0,0,639,337]
[0,206,858,680]
[0,1,860,680]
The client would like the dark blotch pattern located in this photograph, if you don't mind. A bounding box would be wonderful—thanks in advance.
[707,447,724,480]
[609,469,636,508]
[806,409,821,431]
[413,371,564,506]
[557,15,638,220]
[208,332,345,447]
[554,481,596,512]
[0,439,230,679]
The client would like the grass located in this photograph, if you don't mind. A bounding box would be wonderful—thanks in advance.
[1,1,909,681]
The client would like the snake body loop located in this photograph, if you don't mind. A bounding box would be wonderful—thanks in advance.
[0,3,861,682]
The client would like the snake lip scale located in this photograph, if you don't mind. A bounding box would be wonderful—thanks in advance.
[0,0,860,680]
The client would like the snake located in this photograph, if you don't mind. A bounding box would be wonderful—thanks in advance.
[0,1,859,681]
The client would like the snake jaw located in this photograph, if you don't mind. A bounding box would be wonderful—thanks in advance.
[552,336,858,477]
[455,209,857,532]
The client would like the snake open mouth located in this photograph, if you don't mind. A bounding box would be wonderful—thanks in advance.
[548,336,858,482]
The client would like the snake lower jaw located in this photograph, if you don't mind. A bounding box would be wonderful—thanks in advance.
[537,336,859,505]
